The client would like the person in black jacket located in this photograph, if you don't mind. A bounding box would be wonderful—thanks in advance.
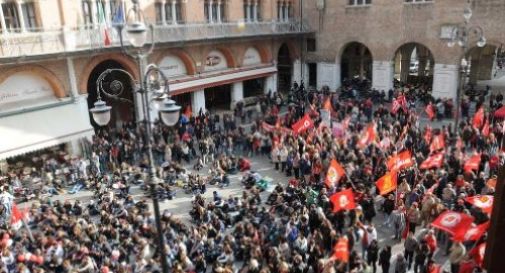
[383,194,395,227]
[367,239,379,273]
[379,245,391,273]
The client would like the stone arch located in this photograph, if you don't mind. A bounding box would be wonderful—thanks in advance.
[252,44,272,64]
[153,49,197,75]
[337,41,374,62]
[203,47,237,69]
[78,53,138,94]
[274,40,299,61]
[0,65,66,98]
[392,42,435,85]
[339,42,373,81]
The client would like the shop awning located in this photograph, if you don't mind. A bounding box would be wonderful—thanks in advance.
[0,98,94,160]
[170,65,277,95]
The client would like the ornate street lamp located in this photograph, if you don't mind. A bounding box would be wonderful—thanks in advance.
[89,1,179,273]
[446,0,486,129]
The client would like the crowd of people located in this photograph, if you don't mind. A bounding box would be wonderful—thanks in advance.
[0,80,502,273]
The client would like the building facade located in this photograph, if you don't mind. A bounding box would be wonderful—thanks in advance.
[0,0,310,160]
[303,0,505,99]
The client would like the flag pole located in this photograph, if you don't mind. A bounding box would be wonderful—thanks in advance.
[21,218,34,242]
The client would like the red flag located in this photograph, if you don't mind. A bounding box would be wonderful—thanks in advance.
[291,114,314,134]
[104,29,111,46]
[392,95,407,114]
[420,153,444,170]
[357,123,376,148]
[473,107,484,129]
[11,204,26,230]
[424,126,432,144]
[482,120,490,137]
[429,134,445,153]
[376,172,398,195]
[329,189,356,212]
[465,195,494,214]
[332,236,349,262]
[428,264,442,273]
[458,261,476,273]
[387,150,414,172]
[453,221,490,242]
[464,154,481,173]
[325,159,346,188]
[431,211,474,236]
[472,243,486,267]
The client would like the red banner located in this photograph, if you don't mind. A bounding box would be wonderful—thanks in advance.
[392,95,407,114]
[387,150,414,172]
[291,114,314,134]
[325,159,346,188]
[424,126,432,144]
[453,221,490,242]
[332,236,349,262]
[420,153,444,170]
[464,154,481,173]
[330,189,356,212]
[376,172,397,195]
[431,211,474,236]
[465,195,494,214]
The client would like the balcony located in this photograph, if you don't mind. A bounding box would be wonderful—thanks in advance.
[0,20,312,59]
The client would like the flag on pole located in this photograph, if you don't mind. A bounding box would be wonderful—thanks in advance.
[473,107,484,129]
[332,236,349,262]
[376,172,397,195]
[291,114,314,134]
[482,119,490,137]
[11,203,27,230]
[465,195,494,214]
[464,154,482,173]
[420,153,444,170]
[431,211,474,236]
[387,150,414,172]
[97,2,111,46]
[357,123,376,149]
[329,189,356,212]
[325,159,346,188]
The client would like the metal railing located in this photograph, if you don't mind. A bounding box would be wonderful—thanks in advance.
[0,20,311,59]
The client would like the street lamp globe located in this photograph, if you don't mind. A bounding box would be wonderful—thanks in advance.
[89,100,112,126]
[152,92,167,110]
[159,98,181,126]
[126,21,147,48]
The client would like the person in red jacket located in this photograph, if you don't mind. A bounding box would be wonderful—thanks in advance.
[239,157,251,172]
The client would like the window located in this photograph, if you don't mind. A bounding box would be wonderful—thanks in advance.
[348,0,371,5]
[21,2,37,30]
[277,1,291,21]
[155,2,163,24]
[165,2,173,23]
[81,0,93,26]
[175,1,182,23]
[2,2,20,32]
[205,0,224,23]
[244,0,259,22]
[405,0,432,2]
[307,38,316,52]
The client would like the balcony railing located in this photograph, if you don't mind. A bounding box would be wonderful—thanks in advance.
[0,20,312,59]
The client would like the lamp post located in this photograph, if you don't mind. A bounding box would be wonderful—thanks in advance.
[89,1,180,273]
[446,0,486,130]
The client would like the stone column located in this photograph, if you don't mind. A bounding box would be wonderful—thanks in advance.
[253,0,258,22]
[372,61,394,92]
[284,3,289,22]
[171,0,177,24]
[317,62,340,91]
[244,0,249,22]
[16,0,26,32]
[399,46,414,83]
[432,63,459,101]
[264,74,277,94]
[231,81,244,109]
[160,0,166,24]
[66,57,80,98]
[417,46,429,77]
[216,0,222,23]
[191,90,206,113]
[208,0,213,23]
[247,1,253,22]
[279,2,284,21]
[0,1,8,33]
[90,0,98,28]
